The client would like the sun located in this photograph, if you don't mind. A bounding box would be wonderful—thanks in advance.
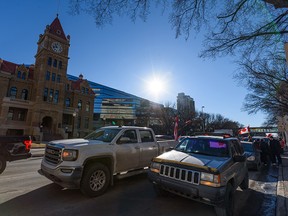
[147,76,165,95]
[144,73,169,101]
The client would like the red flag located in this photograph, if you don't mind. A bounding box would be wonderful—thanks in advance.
[174,116,179,140]
[239,126,250,135]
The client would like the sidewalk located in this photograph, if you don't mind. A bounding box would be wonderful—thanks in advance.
[276,150,288,216]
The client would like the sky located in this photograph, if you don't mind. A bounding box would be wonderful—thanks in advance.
[0,0,268,127]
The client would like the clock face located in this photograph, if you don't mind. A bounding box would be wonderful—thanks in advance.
[51,42,63,53]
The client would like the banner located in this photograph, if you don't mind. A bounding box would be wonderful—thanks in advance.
[174,116,179,140]
[239,126,250,135]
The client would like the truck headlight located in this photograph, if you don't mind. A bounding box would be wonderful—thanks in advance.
[150,162,161,173]
[200,172,220,187]
[62,149,78,161]
[247,156,255,161]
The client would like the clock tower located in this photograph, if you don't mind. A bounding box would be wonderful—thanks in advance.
[32,15,71,137]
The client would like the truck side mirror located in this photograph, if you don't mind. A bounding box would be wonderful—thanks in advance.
[118,137,130,144]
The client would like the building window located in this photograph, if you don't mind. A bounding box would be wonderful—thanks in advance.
[84,117,89,129]
[43,88,48,101]
[49,89,54,102]
[54,90,59,103]
[85,88,89,94]
[22,72,26,80]
[48,57,52,66]
[10,87,17,98]
[53,59,57,67]
[66,84,70,90]
[21,89,28,100]
[46,71,50,80]
[7,109,14,120]
[81,87,85,94]
[65,98,71,107]
[78,100,82,110]
[77,116,81,129]
[58,61,62,69]
[17,71,21,78]
[7,107,27,121]
[57,74,61,83]
[86,101,90,112]
[52,73,56,82]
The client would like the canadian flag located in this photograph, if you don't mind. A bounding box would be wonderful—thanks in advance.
[239,126,250,135]
[174,116,179,141]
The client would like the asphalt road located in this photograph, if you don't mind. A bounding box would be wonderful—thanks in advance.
[0,156,279,216]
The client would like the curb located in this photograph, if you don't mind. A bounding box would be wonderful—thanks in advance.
[276,152,288,216]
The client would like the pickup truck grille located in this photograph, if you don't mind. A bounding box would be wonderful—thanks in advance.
[44,145,62,165]
[159,165,200,185]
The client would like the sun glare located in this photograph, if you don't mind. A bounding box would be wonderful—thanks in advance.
[144,73,169,101]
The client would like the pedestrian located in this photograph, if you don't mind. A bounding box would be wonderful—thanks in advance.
[279,137,285,154]
[259,138,270,165]
[268,135,282,166]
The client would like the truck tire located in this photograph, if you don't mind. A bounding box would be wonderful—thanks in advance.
[80,163,110,197]
[214,183,234,216]
[0,156,6,174]
[239,171,249,190]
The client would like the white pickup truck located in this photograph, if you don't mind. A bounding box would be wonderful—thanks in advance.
[39,126,178,197]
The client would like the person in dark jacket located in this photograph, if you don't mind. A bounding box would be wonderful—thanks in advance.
[260,138,270,165]
[269,135,282,165]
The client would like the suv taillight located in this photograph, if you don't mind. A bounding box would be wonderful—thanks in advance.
[23,140,32,151]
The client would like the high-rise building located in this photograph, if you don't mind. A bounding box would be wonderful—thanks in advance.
[177,92,195,119]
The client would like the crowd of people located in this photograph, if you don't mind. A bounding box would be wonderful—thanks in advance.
[251,135,284,166]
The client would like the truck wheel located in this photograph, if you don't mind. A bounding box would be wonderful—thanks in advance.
[239,171,249,190]
[0,156,7,174]
[214,183,234,216]
[80,163,110,197]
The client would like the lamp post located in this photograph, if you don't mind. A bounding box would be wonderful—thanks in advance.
[72,109,78,138]
[201,106,205,133]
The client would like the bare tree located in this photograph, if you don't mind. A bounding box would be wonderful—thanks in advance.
[69,0,288,58]
[234,51,288,125]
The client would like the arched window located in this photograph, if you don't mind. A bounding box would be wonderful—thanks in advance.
[22,72,26,80]
[65,98,71,107]
[46,71,50,80]
[54,90,59,103]
[57,75,61,83]
[10,87,17,98]
[53,59,57,67]
[58,61,62,69]
[21,89,28,100]
[17,71,21,78]
[78,100,82,110]
[47,57,52,66]
[86,101,90,112]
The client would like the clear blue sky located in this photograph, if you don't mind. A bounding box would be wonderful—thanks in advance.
[0,0,267,127]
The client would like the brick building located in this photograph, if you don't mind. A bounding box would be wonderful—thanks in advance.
[0,16,95,141]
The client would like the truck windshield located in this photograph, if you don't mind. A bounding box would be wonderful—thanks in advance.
[175,138,229,157]
[84,128,121,142]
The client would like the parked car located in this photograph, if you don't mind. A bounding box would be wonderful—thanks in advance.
[39,126,178,197]
[0,135,32,174]
[241,141,261,171]
[148,135,249,216]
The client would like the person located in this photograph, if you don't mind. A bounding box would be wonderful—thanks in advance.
[279,137,285,154]
[259,138,270,165]
[268,135,282,166]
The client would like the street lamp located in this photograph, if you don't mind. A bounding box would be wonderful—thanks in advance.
[201,106,205,133]
[72,109,79,138]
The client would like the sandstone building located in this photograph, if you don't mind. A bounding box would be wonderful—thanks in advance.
[0,16,95,141]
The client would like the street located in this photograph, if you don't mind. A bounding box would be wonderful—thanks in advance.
[0,155,279,216]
